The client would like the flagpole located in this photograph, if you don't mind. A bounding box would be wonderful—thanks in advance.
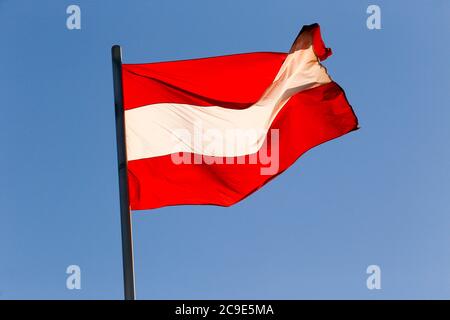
[111,45,136,300]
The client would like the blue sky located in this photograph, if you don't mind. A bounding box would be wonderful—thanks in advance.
[0,0,449,299]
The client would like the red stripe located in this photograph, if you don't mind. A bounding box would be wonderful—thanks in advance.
[122,52,287,110]
[127,82,358,210]
[121,23,332,111]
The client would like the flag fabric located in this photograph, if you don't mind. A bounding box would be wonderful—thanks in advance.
[121,23,358,210]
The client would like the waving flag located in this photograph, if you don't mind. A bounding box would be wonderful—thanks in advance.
[120,23,358,210]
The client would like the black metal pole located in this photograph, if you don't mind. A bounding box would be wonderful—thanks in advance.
[111,45,136,300]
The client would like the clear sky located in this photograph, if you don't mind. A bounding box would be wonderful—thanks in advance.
[0,0,449,299]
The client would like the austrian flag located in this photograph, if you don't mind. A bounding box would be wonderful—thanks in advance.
[120,23,358,210]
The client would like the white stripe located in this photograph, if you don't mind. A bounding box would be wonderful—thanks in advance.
[125,32,331,161]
